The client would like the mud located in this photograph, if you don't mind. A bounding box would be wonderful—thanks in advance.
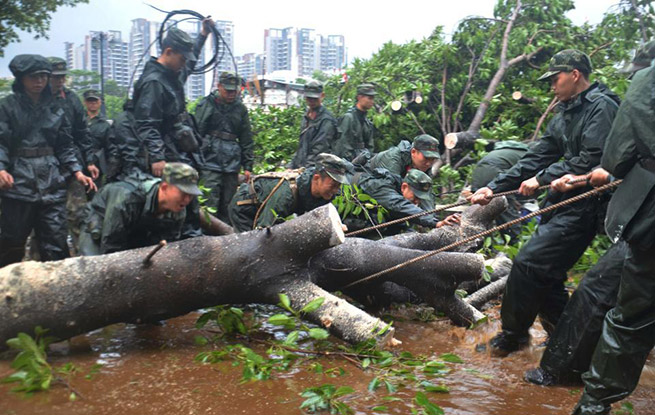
[1,306,654,415]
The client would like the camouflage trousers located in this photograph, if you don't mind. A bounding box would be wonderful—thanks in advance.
[200,171,239,224]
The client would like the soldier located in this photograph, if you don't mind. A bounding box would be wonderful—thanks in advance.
[358,168,459,232]
[571,52,655,415]
[195,71,253,222]
[367,134,440,177]
[619,39,655,75]
[287,80,338,169]
[470,49,620,356]
[334,83,376,162]
[228,153,349,232]
[523,41,655,387]
[78,163,202,255]
[83,89,119,184]
[131,22,212,238]
[0,54,96,266]
[48,57,100,250]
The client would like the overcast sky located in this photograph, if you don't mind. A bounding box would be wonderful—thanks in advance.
[0,0,619,77]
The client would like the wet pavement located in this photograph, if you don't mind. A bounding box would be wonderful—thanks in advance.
[1,305,654,415]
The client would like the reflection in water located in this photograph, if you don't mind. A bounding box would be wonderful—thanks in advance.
[1,307,654,415]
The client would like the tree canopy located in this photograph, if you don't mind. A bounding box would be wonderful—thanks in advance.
[0,0,89,57]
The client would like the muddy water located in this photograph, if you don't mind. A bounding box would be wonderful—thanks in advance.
[1,306,654,415]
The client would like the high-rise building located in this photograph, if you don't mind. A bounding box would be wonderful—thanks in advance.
[129,18,160,89]
[319,35,346,72]
[214,20,235,74]
[237,53,263,80]
[264,27,346,79]
[83,30,130,89]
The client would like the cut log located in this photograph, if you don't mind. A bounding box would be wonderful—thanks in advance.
[0,204,394,348]
[379,197,508,251]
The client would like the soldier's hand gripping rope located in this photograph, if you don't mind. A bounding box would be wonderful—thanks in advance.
[341,179,621,289]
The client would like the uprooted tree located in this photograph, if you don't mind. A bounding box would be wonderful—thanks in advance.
[0,199,511,349]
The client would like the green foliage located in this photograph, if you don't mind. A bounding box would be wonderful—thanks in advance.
[0,0,90,57]
[267,293,330,347]
[300,384,354,414]
[615,401,635,415]
[333,183,389,226]
[104,95,124,120]
[2,327,57,394]
[413,392,444,415]
[250,106,304,173]
[195,305,249,336]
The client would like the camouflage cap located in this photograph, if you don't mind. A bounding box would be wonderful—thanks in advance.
[404,169,433,202]
[47,57,67,75]
[537,49,592,81]
[356,83,377,96]
[315,153,351,185]
[162,162,202,196]
[9,54,52,78]
[304,80,324,98]
[83,89,101,100]
[412,134,441,159]
[620,40,655,74]
[219,71,241,91]
[162,28,196,62]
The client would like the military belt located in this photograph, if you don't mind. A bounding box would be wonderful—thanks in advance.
[15,147,54,158]
[210,130,238,141]
[640,158,655,172]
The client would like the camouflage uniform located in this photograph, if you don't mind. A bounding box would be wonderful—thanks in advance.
[79,163,202,255]
[228,154,349,232]
[357,168,437,232]
[367,134,440,177]
[0,55,82,266]
[288,80,338,169]
[195,72,253,222]
[84,89,120,184]
[48,57,97,251]
[334,83,376,161]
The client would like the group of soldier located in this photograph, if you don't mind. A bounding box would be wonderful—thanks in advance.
[0,13,654,412]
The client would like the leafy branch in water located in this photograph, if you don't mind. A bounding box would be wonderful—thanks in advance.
[1,326,90,401]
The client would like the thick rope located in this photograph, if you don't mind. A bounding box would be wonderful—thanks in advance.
[341,180,621,289]
[345,177,589,237]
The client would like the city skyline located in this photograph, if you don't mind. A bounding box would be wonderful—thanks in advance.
[0,0,616,78]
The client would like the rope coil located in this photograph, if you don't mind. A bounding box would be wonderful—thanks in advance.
[341,179,621,289]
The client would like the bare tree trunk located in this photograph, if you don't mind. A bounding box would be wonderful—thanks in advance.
[629,0,649,42]
[0,205,394,348]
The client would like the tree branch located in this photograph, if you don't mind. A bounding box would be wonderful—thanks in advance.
[531,97,559,141]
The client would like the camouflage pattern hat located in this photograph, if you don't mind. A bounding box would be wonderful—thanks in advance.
[620,40,655,74]
[315,153,351,185]
[47,57,67,75]
[219,71,241,91]
[9,54,52,78]
[304,80,324,98]
[356,83,377,96]
[83,89,102,100]
[537,49,592,81]
[412,134,441,159]
[162,162,202,196]
[404,169,433,202]
[162,28,196,62]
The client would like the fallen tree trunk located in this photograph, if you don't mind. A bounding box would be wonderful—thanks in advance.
[0,204,394,348]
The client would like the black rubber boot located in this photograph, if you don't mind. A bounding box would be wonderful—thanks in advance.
[524,366,559,386]
[488,330,530,357]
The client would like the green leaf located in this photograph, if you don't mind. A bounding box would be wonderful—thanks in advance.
[300,297,325,313]
[278,293,292,312]
[368,376,381,392]
[420,381,450,393]
[194,336,208,346]
[268,314,293,326]
[439,353,463,363]
[308,328,329,340]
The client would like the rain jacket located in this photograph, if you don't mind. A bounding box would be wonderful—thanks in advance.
[195,92,253,173]
[0,84,81,203]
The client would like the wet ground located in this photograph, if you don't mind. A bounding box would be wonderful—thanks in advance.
[1,305,654,415]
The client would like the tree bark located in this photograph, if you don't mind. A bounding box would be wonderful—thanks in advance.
[0,204,394,348]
